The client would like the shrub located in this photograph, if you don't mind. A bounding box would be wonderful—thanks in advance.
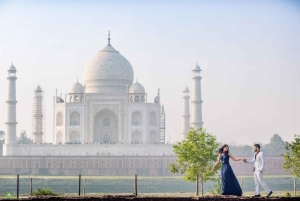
[284,190,291,197]
[209,175,221,195]
[32,188,58,196]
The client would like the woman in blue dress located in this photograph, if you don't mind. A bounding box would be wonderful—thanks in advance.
[212,144,243,196]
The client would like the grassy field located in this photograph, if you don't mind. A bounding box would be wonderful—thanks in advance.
[0,175,299,197]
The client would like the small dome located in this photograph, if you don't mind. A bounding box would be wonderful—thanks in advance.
[8,63,16,71]
[68,82,84,94]
[183,86,189,92]
[193,62,201,71]
[35,85,43,93]
[129,81,145,93]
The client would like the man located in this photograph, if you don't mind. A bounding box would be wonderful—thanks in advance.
[243,144,272,197]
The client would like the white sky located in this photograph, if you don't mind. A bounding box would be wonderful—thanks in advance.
[0,0,299,145]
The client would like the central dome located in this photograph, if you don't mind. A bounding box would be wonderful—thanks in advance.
[84,35,134,93]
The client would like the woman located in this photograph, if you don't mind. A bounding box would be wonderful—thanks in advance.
[212,144,243,196]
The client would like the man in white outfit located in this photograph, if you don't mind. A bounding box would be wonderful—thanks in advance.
[243,144,273,197]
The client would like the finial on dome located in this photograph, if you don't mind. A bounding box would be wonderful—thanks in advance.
[77,77,78,82]
[136,77,138,83]
[108,30,111,45]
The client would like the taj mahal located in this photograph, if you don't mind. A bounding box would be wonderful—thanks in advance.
[1,33,285,177]
[2,32,203,158]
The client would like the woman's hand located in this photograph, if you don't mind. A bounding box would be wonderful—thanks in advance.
[211,166,214,171]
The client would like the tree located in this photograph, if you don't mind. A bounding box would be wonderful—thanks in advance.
[169,127,220,195]
[282,134,300,178]
[264,134,285,156]
[17,130,33,144]
[0,131,4,141]
[270,134,285,148]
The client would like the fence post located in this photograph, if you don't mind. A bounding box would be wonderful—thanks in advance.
[196,174,199,196]
[83,178,86,196]
[134,174,137,197]
[294,178,296,197]
[30,178,33,196]
[241,178,243,192]
[17,174,19,199]
[78,174,81,196]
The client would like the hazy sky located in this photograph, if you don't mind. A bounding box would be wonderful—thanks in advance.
[0,0,299,145]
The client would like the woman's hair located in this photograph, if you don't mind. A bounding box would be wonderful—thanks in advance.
[219,144,229,154]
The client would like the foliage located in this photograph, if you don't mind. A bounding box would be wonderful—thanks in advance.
[169,127,219,195]
[17,130,33,144]
[227,134,286,156]
[209,175,221,195]
[282,134,300,178]
[0,131,4,141]
[264,134,285,156]
[284,190,291,197]
[32,188,58,196]
[227,144,253,156]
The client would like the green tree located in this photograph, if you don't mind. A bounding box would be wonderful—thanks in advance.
[169,127,220,195]
[0,130,4,156]
[282,134,300,178]
[265,134,285,156]
[17,130,33,144]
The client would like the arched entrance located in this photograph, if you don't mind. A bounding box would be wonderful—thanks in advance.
[56,131,63,144]
[94,109,118,143]
[132,130,142,144]
[70,130,80,143]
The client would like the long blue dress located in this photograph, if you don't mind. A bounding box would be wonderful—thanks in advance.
[220,152,242,196]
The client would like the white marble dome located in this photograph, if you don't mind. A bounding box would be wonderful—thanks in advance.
[84,41,134,93]
[68,81,84,94]
[129,81,145,93]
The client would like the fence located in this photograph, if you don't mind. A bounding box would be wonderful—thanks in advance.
[0,174,299,198]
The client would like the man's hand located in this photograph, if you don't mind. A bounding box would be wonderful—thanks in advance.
[242,159,246,163]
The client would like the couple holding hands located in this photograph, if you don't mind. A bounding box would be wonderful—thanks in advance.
[212,144,273,197]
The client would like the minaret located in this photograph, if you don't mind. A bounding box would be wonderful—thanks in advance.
[160,105,166,144]
[32,85,44,144]
[181,86,190,140]
[190,62,203,129]
[5,63,18,145]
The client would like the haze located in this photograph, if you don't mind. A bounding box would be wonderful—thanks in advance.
[0,0,299,145]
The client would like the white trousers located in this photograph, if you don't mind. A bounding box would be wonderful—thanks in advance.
[254,171,271,195]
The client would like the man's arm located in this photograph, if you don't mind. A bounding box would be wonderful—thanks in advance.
[245,155,255,164]
[258,152,265,171]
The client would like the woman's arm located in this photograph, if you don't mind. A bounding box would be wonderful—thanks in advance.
[212,153,220,171]
[228,153,242,161]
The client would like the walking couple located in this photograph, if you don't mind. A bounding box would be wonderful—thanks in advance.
[212,144,273,197]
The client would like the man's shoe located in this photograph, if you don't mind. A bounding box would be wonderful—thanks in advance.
[267,191,273,197]
[252,194,261,197]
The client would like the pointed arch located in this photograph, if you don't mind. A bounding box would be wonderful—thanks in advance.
[56,131,63,144]
[94,109,118,143]
[70,111,80,125]
[149,112,157,126]
[149,131,156,143]
[132,130,142,144]
[70,130,80,143]
[131,111,142,126]
[56,112,63,126]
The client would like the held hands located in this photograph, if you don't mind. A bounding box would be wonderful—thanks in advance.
[242,158,246,163]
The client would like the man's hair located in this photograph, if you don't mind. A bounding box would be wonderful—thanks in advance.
[254,144,260,149]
